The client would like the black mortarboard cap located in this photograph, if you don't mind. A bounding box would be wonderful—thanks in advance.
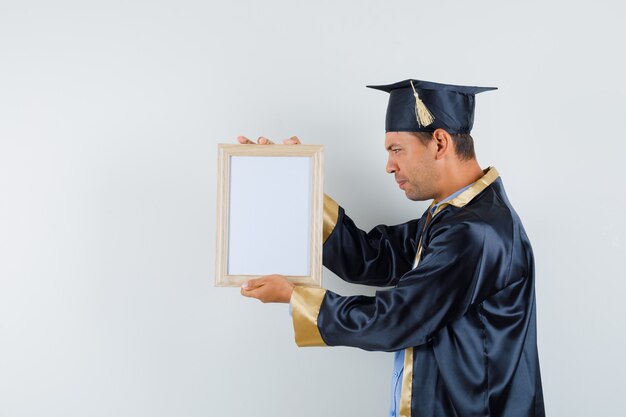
[367,79,497,134]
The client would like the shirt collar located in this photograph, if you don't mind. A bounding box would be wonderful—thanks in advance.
[428,166,500,216]
[429,183,473,215]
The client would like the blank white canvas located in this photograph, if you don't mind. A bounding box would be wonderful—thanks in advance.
[227,156,312,276]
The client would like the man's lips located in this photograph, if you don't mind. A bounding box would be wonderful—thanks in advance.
[396,179,408,189]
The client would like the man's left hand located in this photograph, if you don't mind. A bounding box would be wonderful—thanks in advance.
[240,275,295,303]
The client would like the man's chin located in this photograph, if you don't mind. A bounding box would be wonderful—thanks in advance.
[404,189,429,202]
[404,192,420,201]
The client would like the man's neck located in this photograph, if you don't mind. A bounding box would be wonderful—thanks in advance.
[433,160,484,202]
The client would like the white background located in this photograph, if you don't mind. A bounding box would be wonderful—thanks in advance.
[1,1,625,416]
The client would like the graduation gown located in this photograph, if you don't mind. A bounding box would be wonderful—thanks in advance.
[290,167,545,417]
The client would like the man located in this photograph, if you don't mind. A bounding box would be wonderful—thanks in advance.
[239,79,545,417]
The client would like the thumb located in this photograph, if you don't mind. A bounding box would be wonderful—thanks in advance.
[241,278,262,291]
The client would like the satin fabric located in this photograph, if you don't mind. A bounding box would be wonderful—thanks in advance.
[319,178,545,417]
[367,79,497,134]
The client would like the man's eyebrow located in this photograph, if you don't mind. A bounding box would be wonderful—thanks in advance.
[386,143,400,151]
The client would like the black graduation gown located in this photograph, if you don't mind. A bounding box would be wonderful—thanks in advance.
[290,167,545,417]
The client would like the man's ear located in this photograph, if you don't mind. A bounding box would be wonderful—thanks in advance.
[432,128,452,160]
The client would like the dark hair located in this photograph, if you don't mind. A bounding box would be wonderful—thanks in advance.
[412,131,476,161]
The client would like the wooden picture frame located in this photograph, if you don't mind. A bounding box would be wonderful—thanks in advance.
[215,144,324,287]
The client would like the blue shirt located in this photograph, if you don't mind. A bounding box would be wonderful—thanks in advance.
[389,183,473,417]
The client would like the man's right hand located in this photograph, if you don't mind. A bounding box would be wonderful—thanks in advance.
[236,136,301,145]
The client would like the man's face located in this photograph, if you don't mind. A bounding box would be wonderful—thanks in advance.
[385,132,438,201]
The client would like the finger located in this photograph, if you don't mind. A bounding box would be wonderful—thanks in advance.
[240,280,258,298]
[257,136,274,145]
[241,278,262,290]
[237,136,255,144]
[241,283,267,301]
[241,285,258,298]
[283,136,301,145]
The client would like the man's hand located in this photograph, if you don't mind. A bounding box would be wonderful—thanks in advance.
[237,135,301,145]
[240,275,295,303]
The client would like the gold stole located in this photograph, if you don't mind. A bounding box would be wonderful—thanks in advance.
[399,205,435,417]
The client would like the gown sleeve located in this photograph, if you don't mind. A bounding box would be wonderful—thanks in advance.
[292,217,496,351]
[322,195,422,287]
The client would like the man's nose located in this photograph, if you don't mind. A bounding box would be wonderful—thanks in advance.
[386,157,396,174]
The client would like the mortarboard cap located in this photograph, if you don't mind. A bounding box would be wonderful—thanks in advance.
[367,79,497,134]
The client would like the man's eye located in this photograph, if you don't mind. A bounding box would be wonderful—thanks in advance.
[392,148,401,154]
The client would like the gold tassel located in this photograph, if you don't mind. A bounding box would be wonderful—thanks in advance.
[410,80,434,127]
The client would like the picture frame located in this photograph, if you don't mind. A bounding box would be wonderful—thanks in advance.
[215,144,324,287]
